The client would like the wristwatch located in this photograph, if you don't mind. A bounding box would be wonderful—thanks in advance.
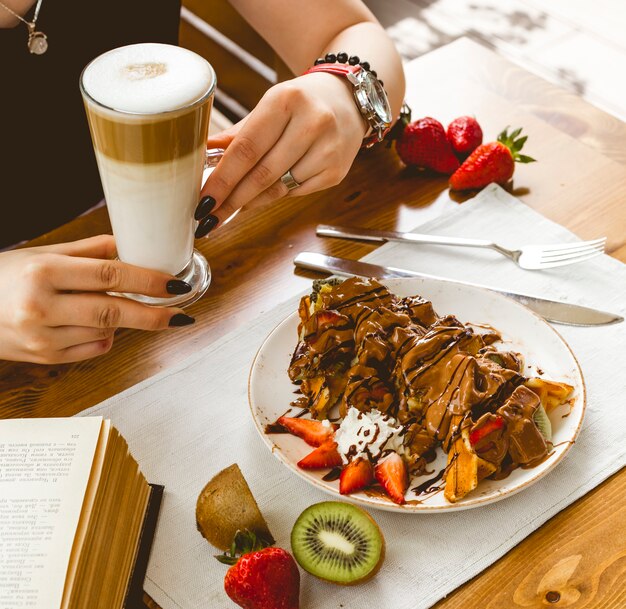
[303,63,393,148]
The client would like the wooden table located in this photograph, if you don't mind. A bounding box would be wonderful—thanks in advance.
[2,38,625,608]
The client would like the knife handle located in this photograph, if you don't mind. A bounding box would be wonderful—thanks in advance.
[316,225,493,248]
[293,253,333,274]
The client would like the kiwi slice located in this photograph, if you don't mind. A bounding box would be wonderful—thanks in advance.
[533,402,553,442]
[291,501,385,585]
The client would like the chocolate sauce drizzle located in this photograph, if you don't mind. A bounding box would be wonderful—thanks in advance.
[411,467,447,496]
[322,467,342,482]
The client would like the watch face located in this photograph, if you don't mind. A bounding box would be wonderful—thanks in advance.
[362,72,392,125]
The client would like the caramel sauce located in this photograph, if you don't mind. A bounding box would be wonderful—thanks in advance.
[289,397,308,410]
[363,487,394,501]
[551,440,574,449]
[561,399,575,418]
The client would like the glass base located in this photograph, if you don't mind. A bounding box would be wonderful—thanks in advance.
[111,249,211,308]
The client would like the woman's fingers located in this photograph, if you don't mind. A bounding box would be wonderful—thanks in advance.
[199,88,291,213]
[50,293,193,331]
[55,337,116,364]
[19,327,116,365]
[17,299,193,363]
[196,78,361,233]
[44,234,117,259]
[32,253,186,297]
[208,140,347,226]
[204,117,245,150]
[194,119,246,221]
[285,140,350,196]
[49,325,116,349]
[211,119,313,220]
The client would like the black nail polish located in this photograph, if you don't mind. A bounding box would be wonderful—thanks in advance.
[195,214,219,239]
[169,313,195,327]
[195,195,216,220]
[166,279,192,295]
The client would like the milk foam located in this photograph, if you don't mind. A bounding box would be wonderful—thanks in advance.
[82,43,214,114]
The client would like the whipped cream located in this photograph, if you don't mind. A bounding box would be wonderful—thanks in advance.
[334,407,405,464]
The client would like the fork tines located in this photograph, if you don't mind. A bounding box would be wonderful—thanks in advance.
[538,237,606,269]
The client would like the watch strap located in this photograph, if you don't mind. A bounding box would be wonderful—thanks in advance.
[302,64,361,78]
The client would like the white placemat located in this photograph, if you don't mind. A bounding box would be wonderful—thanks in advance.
[80,184,626,609]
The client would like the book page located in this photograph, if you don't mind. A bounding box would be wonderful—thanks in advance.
[0,417,103,609]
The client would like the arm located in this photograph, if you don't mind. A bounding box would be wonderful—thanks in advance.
[228,0,404,118]
[194,0,404,235]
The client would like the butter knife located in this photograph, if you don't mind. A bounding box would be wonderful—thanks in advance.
[294,252,623,327]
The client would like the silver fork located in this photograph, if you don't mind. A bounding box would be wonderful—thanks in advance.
[316,225,606,271]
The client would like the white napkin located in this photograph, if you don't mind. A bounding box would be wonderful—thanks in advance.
[81,184,626,609]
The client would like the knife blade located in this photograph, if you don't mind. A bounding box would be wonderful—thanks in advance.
[294,252,623,327]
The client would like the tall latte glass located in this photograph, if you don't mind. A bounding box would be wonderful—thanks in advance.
[80,43,219,307]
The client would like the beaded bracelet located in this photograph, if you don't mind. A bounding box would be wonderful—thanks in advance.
[313,52,383,86]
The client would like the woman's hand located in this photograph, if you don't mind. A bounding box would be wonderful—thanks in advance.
[194,72,367,236]
[0,235,195,365]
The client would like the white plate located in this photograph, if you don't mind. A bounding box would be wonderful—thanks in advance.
[248,278,585,512]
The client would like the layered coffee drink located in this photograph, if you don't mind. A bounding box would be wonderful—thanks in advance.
[80,43,215,304]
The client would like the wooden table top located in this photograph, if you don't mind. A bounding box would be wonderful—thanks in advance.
[2,37,625,608]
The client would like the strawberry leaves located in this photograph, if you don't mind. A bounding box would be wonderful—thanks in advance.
[216,529,273,566]
[497,127,536,163]
[386,102,412,147]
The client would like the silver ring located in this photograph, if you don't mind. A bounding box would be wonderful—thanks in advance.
[280,169,301,190]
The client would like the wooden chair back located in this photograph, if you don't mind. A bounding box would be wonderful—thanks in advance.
[179,0,293,119]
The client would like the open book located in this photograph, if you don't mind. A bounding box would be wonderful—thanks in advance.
[0,417,162,609]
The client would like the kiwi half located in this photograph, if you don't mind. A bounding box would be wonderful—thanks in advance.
[196,464,274,551]
[291,501,385,585]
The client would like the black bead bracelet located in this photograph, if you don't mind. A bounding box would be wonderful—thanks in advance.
[313,52,383,86]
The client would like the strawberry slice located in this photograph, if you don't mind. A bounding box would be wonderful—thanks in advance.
[339,457,374,495]
[298,441,343,470]
[374,453,408,505]
[304,310,347,338]
[469,415,505,446]
[277,416,336,447]
[315,310,345,326]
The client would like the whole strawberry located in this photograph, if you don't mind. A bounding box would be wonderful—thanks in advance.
[447,116,483,158]
[449,127,535,191]
[217,530,300,609]
[396,117,460,175]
